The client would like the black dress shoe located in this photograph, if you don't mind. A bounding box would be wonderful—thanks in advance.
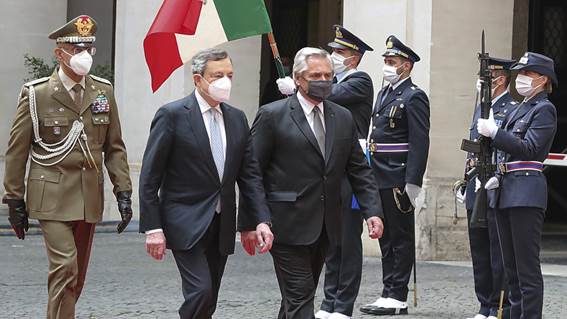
[359,306,408,316]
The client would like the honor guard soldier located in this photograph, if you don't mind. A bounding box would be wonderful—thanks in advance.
[276,27,376,319]
[360,35,430,316]
[2,15,133,318]
[476,52,557,319]
[462,57,517,319]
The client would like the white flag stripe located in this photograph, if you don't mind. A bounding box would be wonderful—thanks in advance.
[175,0,228,64]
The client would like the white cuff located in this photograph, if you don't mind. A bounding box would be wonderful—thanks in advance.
[146,229,163,235]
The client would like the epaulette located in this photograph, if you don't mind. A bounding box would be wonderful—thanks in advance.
[90,74,112,86]
[24,76,49,87]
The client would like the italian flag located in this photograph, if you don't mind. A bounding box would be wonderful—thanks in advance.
[144,0,272,92]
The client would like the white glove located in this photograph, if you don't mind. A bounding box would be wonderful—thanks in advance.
[475,176,500,192]
[456,185,466,203]
[276,76,296,95]
[485,176,500,190]
[405,183,421,207]
[476,109,498,138]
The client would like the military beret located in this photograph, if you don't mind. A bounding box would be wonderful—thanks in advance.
[328,25,373,54]
[512,52,558,85]
[382,35,420,63]
[48,15,97,47]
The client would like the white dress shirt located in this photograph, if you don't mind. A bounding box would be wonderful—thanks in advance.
[146,90,228,235]
[58,67,85,103]
[297,92,325,133]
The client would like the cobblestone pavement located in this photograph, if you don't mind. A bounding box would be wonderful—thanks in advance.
[1,233,566,319]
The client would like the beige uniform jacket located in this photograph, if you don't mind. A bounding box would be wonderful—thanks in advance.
[3,70,132,223]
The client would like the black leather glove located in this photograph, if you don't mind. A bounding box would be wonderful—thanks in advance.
[116,191,133,234]
[2,198,29,240]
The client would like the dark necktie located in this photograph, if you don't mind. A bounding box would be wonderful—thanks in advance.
[312,106,325,155]
[381,86,393,105]
[72,84,83,106]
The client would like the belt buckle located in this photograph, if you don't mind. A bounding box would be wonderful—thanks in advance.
[368,143,376,153]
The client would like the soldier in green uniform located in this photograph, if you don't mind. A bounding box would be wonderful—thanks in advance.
[2,15,133,318]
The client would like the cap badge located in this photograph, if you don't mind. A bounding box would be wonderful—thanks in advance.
[335,27,343,39]
[519,56,528,65]
[386,40,393,49]
[75,16,94,37]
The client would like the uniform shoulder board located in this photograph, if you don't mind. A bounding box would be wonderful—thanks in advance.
[24,76,49,87]
[90,74,112,86]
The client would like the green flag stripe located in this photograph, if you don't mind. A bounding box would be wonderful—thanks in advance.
[213,0,272,40]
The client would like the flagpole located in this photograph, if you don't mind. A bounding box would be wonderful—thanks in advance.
[267,32,286,78]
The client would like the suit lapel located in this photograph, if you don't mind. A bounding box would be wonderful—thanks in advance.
[289,96,324,158]
[220,103,235,184]
[50,70,79,114]
[185,93,220,183]
[323,102,335,164]
[506,99,534,128]
[377,79,413,114]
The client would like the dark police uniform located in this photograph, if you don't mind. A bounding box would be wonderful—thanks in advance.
[317,26,374,318]
[464,58,517,319]
[488,52,557,319]
[361,36,430,316]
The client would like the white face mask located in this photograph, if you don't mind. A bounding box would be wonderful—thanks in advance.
[202,76,232,103]
[63,50,93,76]
[331,52,353,74]
[476,77,503,98]
[515,74,544,97]
[383,64,403,84]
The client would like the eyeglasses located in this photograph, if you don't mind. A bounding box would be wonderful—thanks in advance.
[64,46,97,56]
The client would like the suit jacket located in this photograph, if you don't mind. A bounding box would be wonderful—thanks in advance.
[465,92,518,210]
[244,95,382,246]
[139,92,270,255]
[491,92,556,210]
[3,70,131,223]
[368,78,430,189]
[329,71,374,138]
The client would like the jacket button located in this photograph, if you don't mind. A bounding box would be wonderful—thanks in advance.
[54,121,59,125]
[80,116,83,120]
[40,175,44,179]
[82,167,86,171]
[320,195,324,201]
[373,126,376,130]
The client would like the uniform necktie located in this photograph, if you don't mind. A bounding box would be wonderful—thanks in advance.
[72,84,83,106]
[209,108,224,180]
[332,76,338,84]
[312,106,325,155]
[381,85,393,105]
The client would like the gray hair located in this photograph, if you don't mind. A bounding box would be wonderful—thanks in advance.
[292,47,333,79]
[191,48,231,75]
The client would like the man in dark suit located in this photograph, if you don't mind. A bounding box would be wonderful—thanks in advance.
[139,48,273,319]
[276,26,375,319]
[251,47,384,319]
[477,52,557,319]
[360,36,430,316]
[460,57,517,319]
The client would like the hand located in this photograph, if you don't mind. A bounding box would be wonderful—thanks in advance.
[3,199,28,240]
[485,176,499,190]
[145,231,166,261]
[476,109,498,138]
[276,77,296,95]
[255,223,274,254]
[116,191,133,233]
[404,183,421,207]
[366,216,384,239]
[240,230,258,256]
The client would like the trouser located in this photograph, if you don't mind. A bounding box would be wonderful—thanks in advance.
[271,230,328,319]
[378,188,414,302]
[172,214,228,319]
[467,208,509,317]
[320,179,363,316]
[39,220,96,319]
[495,207,544,319]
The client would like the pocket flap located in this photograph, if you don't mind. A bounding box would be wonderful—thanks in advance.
[267,191,297,202]
[29,169,61,183]
[513,122,529,134]
[92,114,110,125]
[44,117,69,127]
[387,105,403,119]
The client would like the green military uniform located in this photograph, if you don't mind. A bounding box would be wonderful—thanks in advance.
[2,15,132,319]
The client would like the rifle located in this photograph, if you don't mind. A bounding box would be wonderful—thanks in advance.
[460,31,493,228]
